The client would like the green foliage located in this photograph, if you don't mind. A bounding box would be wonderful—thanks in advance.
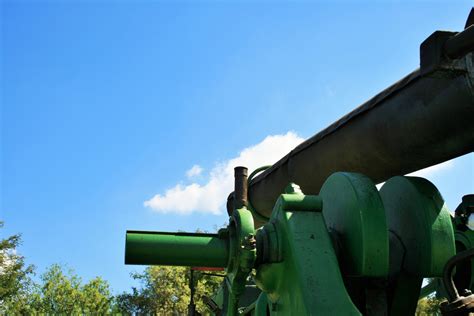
[0,223,115,314]
[416,296,445,316]
[193,269,224,312]
[1,222,223,315]
[36,264,84,314]
[115,286,157,315]
[115,266,223,315]
[82,276,115,314]
[0,221,36,314]
[31,264,114,314]
[147,266,190,313]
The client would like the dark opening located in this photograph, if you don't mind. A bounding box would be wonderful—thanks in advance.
[453,241,472,291]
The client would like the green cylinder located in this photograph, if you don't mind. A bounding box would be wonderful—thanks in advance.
[125,230,229,267]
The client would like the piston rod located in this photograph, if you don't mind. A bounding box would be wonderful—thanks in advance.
[125,231,229,267]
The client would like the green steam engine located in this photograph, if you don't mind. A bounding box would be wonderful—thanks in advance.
[125,10,474,316]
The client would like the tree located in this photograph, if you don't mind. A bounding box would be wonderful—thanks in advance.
[32,264,115,314]
[114,286,157,315]
[82,276,114,314]
[1,222,223,314]
[192,269,224,313]
[36,264,83,314]
[0,221,36,314]
[115,266,223,315]
[416,296,444,316]
[416,278,446,316]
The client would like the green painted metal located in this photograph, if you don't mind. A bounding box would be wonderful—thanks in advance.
[248,174,459,315]
[379,176,455,315]
[125,171,464,315]
[389,274,423,316]
[380,176,455,276]
[255,186,361,315]
[125,231,229,267]
[319,172,389,277]
[417,195,474,300]
[125,208,258,315]
[279,192,322,212]
[222,207,256,316]
[255,185,361,315]
[124,11,474,314]
[253,293,269,316]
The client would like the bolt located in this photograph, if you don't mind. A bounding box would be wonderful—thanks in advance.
[242,234,256,250]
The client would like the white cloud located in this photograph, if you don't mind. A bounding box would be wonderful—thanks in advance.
[407,159,454,178]
[376,159,455,189]
[186,165,203,178]
[144,131,304,215]
[0,249,17,274]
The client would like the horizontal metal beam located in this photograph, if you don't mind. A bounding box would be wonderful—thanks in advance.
[244,52,474,226]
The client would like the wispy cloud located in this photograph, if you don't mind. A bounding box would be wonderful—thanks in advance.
[144,132,304,215]
[186,165,203,178]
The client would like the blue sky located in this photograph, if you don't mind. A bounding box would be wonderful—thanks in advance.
[2,1,473,293]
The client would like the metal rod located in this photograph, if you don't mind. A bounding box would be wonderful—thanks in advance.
[125,231,229,267]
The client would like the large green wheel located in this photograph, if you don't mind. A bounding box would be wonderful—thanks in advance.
[379,176,455,276]
[319,172,389,277]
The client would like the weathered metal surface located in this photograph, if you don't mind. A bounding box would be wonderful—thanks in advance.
[443,248,474,302]
[233,167,248,211]
[243,48,474,226]
[446,25,474,58]
[440,294,474,316]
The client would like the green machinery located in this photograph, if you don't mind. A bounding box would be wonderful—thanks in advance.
[125,10,474,315]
